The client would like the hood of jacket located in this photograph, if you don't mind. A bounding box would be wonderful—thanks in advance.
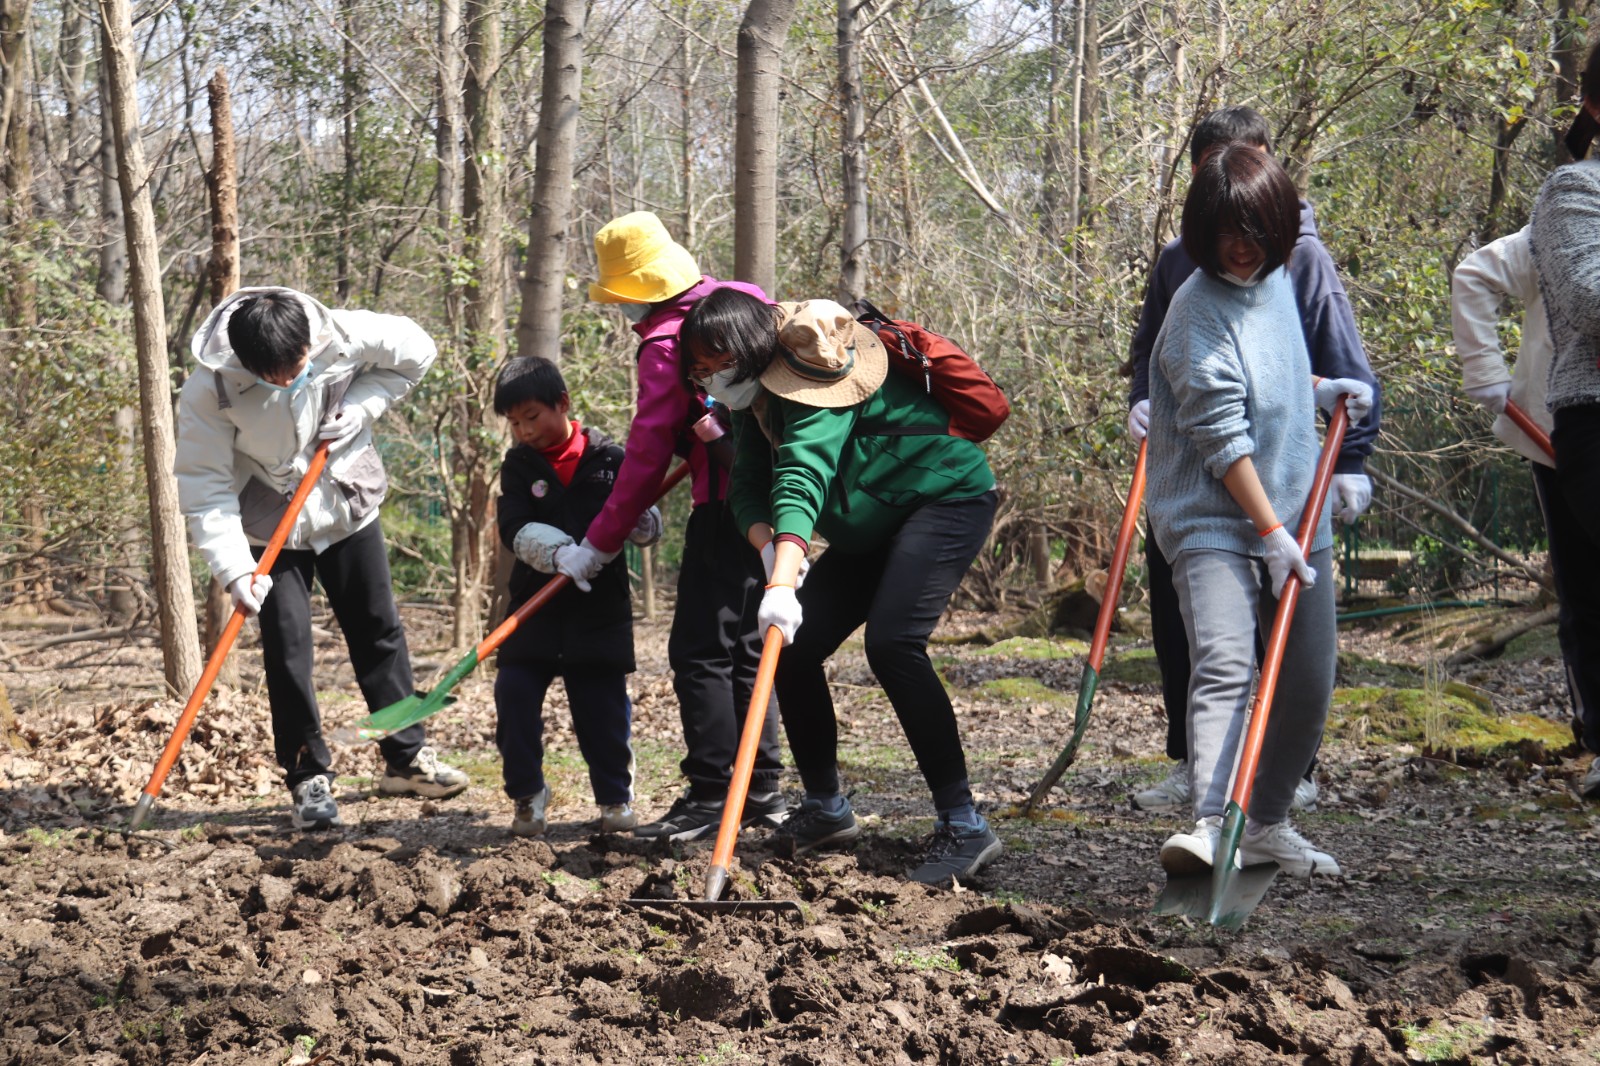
[630,275,768,344]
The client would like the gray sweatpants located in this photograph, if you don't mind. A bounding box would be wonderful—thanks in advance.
[1171,546,1336,826]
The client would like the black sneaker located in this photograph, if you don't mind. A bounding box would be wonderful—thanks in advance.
[742,790,789,829]
[908,820,1002,885]
[632,794,724,842]
[772,798,861,857]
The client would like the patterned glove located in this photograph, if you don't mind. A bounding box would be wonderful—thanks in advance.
[628,506,664,548]
[513,522,574,573]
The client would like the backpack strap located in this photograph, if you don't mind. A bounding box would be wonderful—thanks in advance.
[213,370,232,410]
[852,299,932,393]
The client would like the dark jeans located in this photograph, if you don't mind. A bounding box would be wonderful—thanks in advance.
[1550,407,1600,754]
[254,519,423,788]
[494,663,633,805]
[667,504,783,800]
[775,490,997,813]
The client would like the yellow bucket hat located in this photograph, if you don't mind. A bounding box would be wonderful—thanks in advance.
[588,211,702,304]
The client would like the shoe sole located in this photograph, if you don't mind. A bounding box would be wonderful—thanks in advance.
[1241,851,1341,878]
[291,813,343,831]
[511,821,548,837]
[1132,794,1187,813]
[910,838,1004,885]
[379,776,469,800]
[1159,837,1223,876]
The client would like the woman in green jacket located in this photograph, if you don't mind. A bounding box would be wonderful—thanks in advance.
[680,290,1001,886]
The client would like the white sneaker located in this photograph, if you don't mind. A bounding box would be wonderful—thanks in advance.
[1159,816,1237,875]
[1579,757,1600,801]
[290,775,343,831]
[1133,760,1191,812]
[1291,774,1319,811]
[511,787,550,837]
[1240,821,1341,877]
[599,803,638,833]
[380,745,470,799]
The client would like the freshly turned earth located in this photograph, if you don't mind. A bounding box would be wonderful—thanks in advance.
[2,602,1597,1064]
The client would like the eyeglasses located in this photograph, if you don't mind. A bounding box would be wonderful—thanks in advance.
[1217,232,1262,249]
[688,359,734,388]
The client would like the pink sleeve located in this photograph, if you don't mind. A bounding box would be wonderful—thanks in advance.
[584,338,687,553]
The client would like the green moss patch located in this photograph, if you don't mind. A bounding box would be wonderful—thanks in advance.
[1501,623,1563,663]
[1099,648,1162,685]
[977,676,1067,703]
[1328,686,1570,755]
[972,636,1088,660]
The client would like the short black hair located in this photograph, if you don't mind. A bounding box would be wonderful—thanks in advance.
[1190,106,1273,167]
[1181,144,1301,280]
[493,356,568,415]
[679,288,782,389]
[227,293,310,377]
[1584,39,1600,106]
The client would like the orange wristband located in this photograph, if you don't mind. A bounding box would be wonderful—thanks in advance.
[1258,522,1283,537]
[764,583,795,590]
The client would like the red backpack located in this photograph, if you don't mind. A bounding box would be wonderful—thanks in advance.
[852,299,1009,442]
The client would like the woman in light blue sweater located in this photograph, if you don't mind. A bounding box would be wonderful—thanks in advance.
[1146,145,1372,878]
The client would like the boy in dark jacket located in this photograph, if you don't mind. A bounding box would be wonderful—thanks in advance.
[492,357,662,836]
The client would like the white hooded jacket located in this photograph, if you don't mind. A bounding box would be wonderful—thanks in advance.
[174,287,436,590]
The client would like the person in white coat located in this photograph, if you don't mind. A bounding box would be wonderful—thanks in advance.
[175,288,468,829]
[1454,227,1600,799]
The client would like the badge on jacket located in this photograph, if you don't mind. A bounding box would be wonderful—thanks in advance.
[532,479,548,498]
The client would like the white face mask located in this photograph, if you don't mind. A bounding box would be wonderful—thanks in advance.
[705,368,762,410]
[619,302,652,323]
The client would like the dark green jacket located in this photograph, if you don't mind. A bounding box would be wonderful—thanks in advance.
[729,371,995,552]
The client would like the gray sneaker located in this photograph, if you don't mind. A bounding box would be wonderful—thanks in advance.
[1291,774,1319,811]
[599,802,638,833]
[908,819,1002,885]
[1132,760,1191,812]
[290,775,342,831]
[380,745,470,799]
[1579,756,1600,801]
[511,787,550,837]
[772,798,861,857]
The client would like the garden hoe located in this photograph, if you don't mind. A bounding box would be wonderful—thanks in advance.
[127,441,332,833]
[1155,403,1349,929]
[625,625,805,918]
[1021,439,1148,814]
[1504,399,1555,461]
[353,462,691,741]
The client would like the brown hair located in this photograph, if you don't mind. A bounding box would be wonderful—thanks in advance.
[1180,144,1301,280]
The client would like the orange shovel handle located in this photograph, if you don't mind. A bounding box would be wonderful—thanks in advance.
[1504,400,1555,462]
[705,626,784,896]
[1088,439,1147,671]
[138,441,332,807]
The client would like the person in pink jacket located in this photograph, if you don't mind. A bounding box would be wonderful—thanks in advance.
[557,212,787,840]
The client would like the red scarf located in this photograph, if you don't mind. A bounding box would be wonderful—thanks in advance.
[539,421,586,487]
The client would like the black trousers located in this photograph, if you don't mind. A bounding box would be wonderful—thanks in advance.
[775,490,996,813]
[667,503,783,799]
[254,519,423,788]
[494,663,633,805]
[1549,407,1600,754]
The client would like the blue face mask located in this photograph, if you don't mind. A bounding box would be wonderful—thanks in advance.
[256,363,312,394]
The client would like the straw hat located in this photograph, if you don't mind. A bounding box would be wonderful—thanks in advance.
[760,300,888,408]
[588,211,701,304]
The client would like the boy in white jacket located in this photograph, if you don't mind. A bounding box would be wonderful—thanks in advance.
[1452,228,1599,798]
[175,288,468,829]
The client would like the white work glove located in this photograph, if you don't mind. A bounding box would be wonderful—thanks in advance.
[228,574,274,617]
[1312,377,1374,423]
[512,522,573,574]
[554,537,618,593]
[1465,381,1511,415]
[1127,399,1151,442]
[1261,525,1316,598]
[1327,473,1373,525]
[759,541,810,589]
[628,506,664,548]
[317,406,367,451]
[758,584,804,647]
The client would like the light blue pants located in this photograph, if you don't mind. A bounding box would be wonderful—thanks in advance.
[1171,546,1336,825]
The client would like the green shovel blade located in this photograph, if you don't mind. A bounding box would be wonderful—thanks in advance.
[356,647,479,739]
[1021,664,1099,812]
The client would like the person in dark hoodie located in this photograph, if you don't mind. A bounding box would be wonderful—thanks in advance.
[1124,107,1383,815]
[492,356,663,836]
[562,212,788,842]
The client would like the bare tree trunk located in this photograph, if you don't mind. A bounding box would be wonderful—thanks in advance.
[837,0,868,305]
[57,0,90,218]
[98,0,202,695]
[336,0,357,304]
[436,0,463,340]
[1042,0,1067,250]
[98,37,135,619]
[677,2,695,245]
[202,67,240,685]
[514,0,583,360]
[1555,0,1582,164]
[1484,114,1527,239]
[452,0,506,649]
[734,0,799,293]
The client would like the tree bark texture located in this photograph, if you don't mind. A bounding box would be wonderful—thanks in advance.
[98,0,202,695]
[734,0,799,293]
[515,0,584,361]
[837,0,868,305]
[436,0,463,341]
[202,66,240,682]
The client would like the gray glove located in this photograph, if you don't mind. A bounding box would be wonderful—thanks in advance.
[513,522,574,574]
[628,506,664,548]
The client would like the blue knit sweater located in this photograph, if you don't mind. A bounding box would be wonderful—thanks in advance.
[1147,267,1333,559]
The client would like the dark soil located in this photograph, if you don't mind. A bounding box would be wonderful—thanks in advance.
[3,600,1599,1065]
